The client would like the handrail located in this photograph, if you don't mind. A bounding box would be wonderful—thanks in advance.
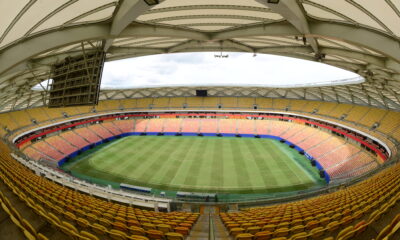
[11,153,171,210]
[209,213,215,240]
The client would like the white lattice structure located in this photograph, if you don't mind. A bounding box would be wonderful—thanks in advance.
[0,0,399,111]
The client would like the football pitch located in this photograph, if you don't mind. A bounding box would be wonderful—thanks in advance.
[62,136,325,194]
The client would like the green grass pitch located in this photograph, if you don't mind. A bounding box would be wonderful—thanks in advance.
[62,136,326,194]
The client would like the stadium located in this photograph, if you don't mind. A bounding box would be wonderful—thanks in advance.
[0,0,399,240]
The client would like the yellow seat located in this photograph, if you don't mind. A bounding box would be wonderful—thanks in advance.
[60,222,79,240]
[235,233,253,240]
[254,230,273,240]
[91,223,108,236]
[230,227,245,237]
[174,226,189,236]
[22,218,38,238]
[309,226,325,239]
[247,226,261,234]
[130,226,146,236]
[80,231,100,240]
[165,232,184,240]
[24,230,36,240]
[336,226,353,240]
[142,222,156,230]
[326,221,340,233]
[146,229,164,240]
[273,227,289,238]
[38,233,49,240]
[290,225,305,235]
[109,229,128,240]
[156,223,172,233]
[130,235,150,240]
[76,217,90,229]
[290,232,308,240]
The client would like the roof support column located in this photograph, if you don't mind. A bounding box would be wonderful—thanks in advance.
[103,0,155,51]
[256,0,319,54]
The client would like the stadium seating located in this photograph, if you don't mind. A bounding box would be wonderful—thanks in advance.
[273,98,290,111]
[146,118,164,132]
[2,97,400,149]
[255,120,269,135]
[268,121,292,137]
[169,97,186,108]
[220,161,400,240]
[203,97,220,108]
[200,119,218,133]
[75,127,102,143]
[163,119,182,132]
[113,119,135,133]
[15,117,381,180]
[152,98,170,109]
[0,140,199,240]
[8,110,32,128]
[137,98,153,109]
[29,141,64,161]
[102,122,123,135]
[181,119,200,132]
[237,119,255,134]
[301,101,322,113]
[0,113,19,131]
[345,105,370,122]
[45,136,78,156]
[185,97,203,108]
[255,98,272,109]
[88,125,113,139]
[219,119,237,133]
[289,100,308,112]
[220,97,238,108]
[135,119,150,132]
[0,97,398,240]
[22,146,50,162]
[238,98,255,109]
[61,131,90,149]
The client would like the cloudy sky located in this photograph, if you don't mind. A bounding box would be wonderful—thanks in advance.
[100,52,361,89]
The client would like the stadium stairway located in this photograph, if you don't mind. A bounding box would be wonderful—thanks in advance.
[187,207,230,240]
[0,178,69,239]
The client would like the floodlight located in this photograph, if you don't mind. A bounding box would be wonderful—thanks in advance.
[267,0,280,4]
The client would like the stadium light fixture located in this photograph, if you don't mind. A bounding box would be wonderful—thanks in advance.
[144,0,159,6]
[267,0,280,4]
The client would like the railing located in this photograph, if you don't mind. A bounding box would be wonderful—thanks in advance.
[11,153,171,210]
[209,213,215,240]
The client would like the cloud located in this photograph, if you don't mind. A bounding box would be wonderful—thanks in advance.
[101,52,361,89]
[33,52,362,90]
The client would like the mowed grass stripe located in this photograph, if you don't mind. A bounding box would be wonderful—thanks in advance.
[272,141,315,185]
[135,137,182,183]
[262,142,295,187]
[230,139,252,188]
[101,136,164,178]
[240,139,267,188]
[183,137,209,188]
[157,137,197,186]
[222,139,238,188]
[65,136,324,193]
[244,139,278,187]
[89,137,150,172]
[168,137,202,189]
[210,138,224,188]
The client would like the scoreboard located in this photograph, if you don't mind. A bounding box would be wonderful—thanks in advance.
[48,51,105,108]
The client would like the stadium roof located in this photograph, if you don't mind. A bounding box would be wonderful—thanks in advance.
[0,0,399,112]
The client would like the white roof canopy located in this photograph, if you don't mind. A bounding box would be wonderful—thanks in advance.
[0,0,399,112]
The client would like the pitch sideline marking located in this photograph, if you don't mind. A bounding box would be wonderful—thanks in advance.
[273,141,315,182]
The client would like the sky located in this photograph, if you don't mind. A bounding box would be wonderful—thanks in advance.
[33,52,362,90]
[100,52,362,89]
